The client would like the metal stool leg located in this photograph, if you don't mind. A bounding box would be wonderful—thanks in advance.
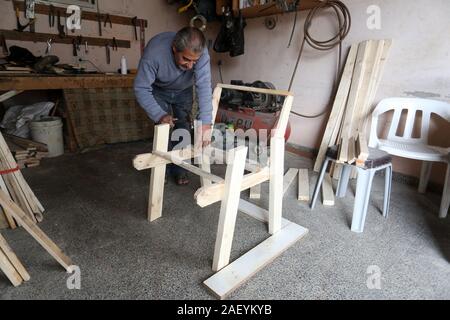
[351,168,375,233]
[383,164,393,218]
[336,164,352,198]
[311,158,331,210]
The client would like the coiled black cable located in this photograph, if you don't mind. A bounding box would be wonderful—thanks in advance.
[288,0,351,119]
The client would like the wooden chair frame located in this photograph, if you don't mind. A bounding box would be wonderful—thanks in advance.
[133,84,308,299]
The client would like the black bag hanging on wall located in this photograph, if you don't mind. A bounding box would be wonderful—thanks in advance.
[214,11,246,57]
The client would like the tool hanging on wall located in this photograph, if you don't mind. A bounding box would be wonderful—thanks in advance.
[25,0,35,19]
[0,35,9,56]
[105,43,111,64]
[57,11,66,38]
[112,37,118,51]
[15,7,35,32]
[85,41,89,54]
[45,38,52,55]
[48,5,56,28]
[139,19,146,57]
[96,1,102,36]
[104,14,112,29]
[131,17,138,40]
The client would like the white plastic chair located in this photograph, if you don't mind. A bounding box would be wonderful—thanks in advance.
[369,98,450,218]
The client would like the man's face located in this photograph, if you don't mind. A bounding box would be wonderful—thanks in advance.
[172,46,202,71]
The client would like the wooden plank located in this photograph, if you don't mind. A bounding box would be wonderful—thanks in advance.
[356,133,369,166]
[153,151,224,184]
[4,134,48,152]
[249,184,262,200]
[360,40,393,134]
[322,174,335,206]
[0,30,131,49]
[0,190,72,270]
[12,0,148,27]
[148,125,170,222]
[212,146,248,272]
[0,176,17,229]
[204,222,309,300]
[238,199,290,228]
[313,44,359,172]
[218,84,293,97]
[338,41,372,162]
[347,137,357,165]
[298,169,310,202]
[0,90,23,103]
[0,248,23,287]
[199,87,222,187]
[283,169,299,195]
[0,75,136,91]
[0,233,30,281]
[0,132,41,220]
[133,147,196,171]
[273,95,294,138]
[195,167,270,208]
[269,137,284,235]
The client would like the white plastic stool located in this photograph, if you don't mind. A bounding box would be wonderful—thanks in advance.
[311,147,393,233]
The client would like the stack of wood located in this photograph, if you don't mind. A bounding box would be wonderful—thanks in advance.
[0,190,72,287]
[4,134,49,169]
[0,133,71,287]
[314,39,392,173]
[0,131,45,230]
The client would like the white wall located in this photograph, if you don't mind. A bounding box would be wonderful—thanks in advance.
[208,0,450,183]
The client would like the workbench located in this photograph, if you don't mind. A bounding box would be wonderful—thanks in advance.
[0,74,153,151]
[0,74,135,94]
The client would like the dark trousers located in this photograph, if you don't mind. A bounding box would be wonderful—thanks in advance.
[153,86,193,177]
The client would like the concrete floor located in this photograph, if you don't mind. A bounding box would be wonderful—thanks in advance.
[0,141,449,300]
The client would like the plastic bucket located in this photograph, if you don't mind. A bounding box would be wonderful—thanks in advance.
[30,117,64,158]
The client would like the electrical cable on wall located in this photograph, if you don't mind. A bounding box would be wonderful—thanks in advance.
[289,0,351,119]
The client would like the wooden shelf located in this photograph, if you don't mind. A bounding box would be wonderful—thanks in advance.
[218,0,322,19]
[13,0,148,28]
[0,30,130,48]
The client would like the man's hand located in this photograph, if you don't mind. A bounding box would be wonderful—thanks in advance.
[196,124,212,149]
[159,115,177,128]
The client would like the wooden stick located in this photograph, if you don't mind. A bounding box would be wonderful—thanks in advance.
[148,125,170,222]
[313,44,359,172]
[0,175,17,229]
[0,233,30,281]
[218,84,293,97]
[283,168,299,195]
[212,146,248,272]
[298,169,310,202]
[322,174,335,206]
[269,137,285,235]
[338,41,371,163]
[0,248,23,287]
[153,151,224,184]
[195,167,270,208]
[0,190,72,271]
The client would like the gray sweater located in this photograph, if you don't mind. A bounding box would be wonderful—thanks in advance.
[134,32,213,124]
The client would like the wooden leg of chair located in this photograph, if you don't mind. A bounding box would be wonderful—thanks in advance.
[269,137,285,235]
[419,161,432,194]
[212,146,248,272]
[439,163,450,219]
[148,124,170,222]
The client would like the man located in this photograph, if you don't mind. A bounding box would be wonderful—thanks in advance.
[134,27,213,185]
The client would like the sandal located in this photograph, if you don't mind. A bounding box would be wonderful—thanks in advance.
[175,173,190,186]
